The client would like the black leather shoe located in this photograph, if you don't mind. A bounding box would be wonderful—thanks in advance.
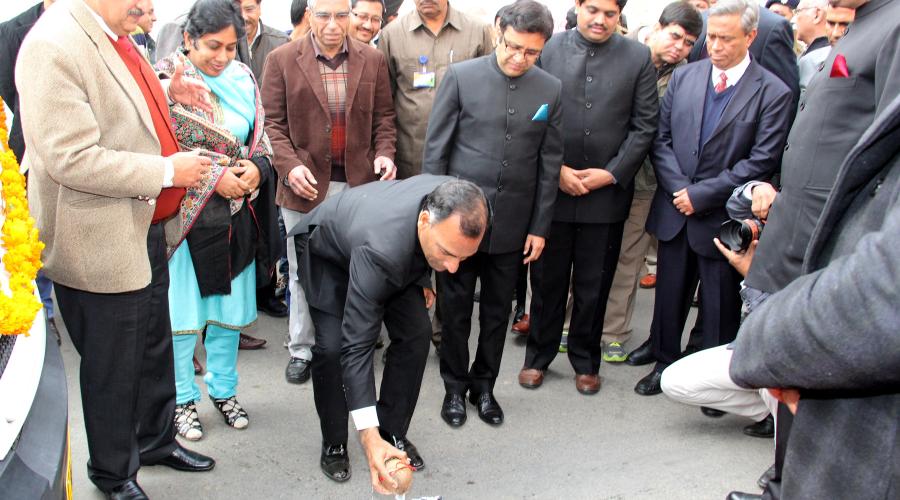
[634,366,664,396]
[468,392,504,425]
[726,492,762,500]
[105,480,148,500]
[625,339,655,366]
[757,464,777,490]
[257,296,288,317]
[701,406,726,418]
[285,357,311,384]
[379,431,425,470]
[321,442,351,482]
[441,393,467,427]
[744,414,775,438]
[152,445,215,472]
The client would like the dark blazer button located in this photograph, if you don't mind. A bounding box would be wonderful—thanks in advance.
[584,128,591,135]
[586,75,593,83]
[509,84,517,90]
[589,50,595,57]
[497,184,504,192]
[502,160,509,167]
[508,107,516,114]
[505,134,512,141]
[799,103,805,111]
[784,144,790,151]
[585,102,592,109]
[691,150,697,156]
[325,125,331,132]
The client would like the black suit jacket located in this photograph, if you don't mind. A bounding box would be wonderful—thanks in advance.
[537,29,658,224]
[730,92,900,500]
[423,55,562,254]
[288,175,451,411]
[745,0,900,293]
[0,2,44,160]
[690,8,800,114]
[646,59,792,259]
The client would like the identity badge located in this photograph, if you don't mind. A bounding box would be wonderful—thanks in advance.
[413,55,436,89]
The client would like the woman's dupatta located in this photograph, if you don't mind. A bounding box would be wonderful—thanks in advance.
[155,52,274,257]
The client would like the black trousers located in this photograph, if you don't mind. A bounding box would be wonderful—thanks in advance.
[525,221,624,374]
[650,226,742,367]
[309,284,431,445]
[437,250,521,395]
[54,223,177,492]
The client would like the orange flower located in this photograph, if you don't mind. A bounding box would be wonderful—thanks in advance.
[0,97,44,335]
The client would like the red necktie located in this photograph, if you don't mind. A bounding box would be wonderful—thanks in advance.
[113,35,140,64]
[715,72,728,93]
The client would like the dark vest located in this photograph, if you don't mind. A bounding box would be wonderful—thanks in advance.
[700,79,737,150]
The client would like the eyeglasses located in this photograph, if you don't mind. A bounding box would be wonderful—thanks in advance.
[352,11,383,25]
[312,11,351,23]
[500,37,542,59]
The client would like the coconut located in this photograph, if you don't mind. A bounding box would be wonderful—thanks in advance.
[382,456,413,494]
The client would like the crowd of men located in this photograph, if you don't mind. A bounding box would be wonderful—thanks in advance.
[1,0,898,498]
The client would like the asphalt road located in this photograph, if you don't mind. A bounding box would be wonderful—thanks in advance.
[60,286,771,500]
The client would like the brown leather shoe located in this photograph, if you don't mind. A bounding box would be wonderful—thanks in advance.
[239,333,267,350]
[511,314,530,335]
[518,368,544,389]
[575,374,601,395]
[639,273,657,289]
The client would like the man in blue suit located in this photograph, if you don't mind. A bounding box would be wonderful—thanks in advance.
[635,0,793,396]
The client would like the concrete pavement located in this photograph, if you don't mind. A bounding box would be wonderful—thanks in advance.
[60,287,772,499]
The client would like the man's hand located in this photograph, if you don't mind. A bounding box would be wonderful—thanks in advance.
[522,234,545,264]
[767,388,800,414]
[559,165,589,196]
[360,427,408,495]
[751,182,778,221]
[287,165,319,200]
[170,151,212,188]
[374,156,397,180]
[423,287,435,308]
[168,59,213,114]
[215,167,251,199]
[577,168,615,191]
[713,238,757,277]
[673,188,695,216]
[232,159,261,191]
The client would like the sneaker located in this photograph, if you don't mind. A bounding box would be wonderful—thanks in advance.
[559,329,569,353]
[602,342,628,363]
[211,396,249,429]
[174,401,203,441]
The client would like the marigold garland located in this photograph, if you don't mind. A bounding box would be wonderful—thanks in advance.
[0,98,44,336]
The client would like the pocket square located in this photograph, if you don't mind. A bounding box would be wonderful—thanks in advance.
[532,104,549,121]
[830,54,850,78]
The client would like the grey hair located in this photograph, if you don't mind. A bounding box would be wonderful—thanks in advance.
[708,0,759,33]
[798,0,829,10]
[421,179,490,239]
[307,0,353,10]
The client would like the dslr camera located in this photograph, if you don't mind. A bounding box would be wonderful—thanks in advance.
[717,218,764,252]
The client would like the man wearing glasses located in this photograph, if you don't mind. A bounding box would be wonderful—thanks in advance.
[349,0,384,45]
[260,0,398,463]
[423,0,562,429]
[517,0,658,396]
[602,1,703,366]
[793,0,830,92]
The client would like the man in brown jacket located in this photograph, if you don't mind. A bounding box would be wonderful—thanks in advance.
[261,0,397,388]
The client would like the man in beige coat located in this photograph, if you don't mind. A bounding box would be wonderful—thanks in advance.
[18,0,215,497]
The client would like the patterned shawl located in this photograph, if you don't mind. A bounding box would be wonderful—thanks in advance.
[155,51,274,255]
